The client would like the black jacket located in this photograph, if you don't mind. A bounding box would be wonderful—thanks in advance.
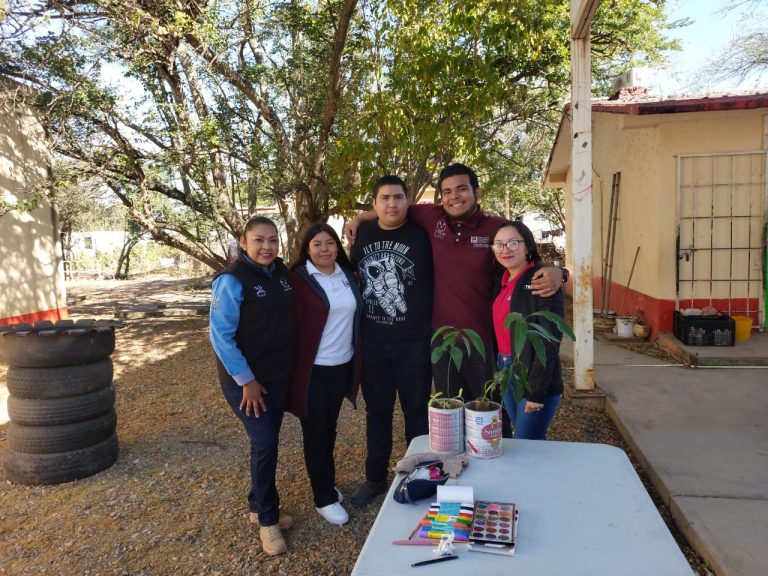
[492,264,564,403]
[213,256,295,385]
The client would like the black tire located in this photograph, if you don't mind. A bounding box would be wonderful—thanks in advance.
[3,432,118,485]
[6,359,113,399]
[7,384,115,426]
[7,410,117,454]
[0,331,115,368]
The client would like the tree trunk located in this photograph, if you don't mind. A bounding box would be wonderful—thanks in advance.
[277,193,315,265]
[114,238,137,279]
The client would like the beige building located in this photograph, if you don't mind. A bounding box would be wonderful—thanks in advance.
[544,92,768,337]
[0,83,67,326]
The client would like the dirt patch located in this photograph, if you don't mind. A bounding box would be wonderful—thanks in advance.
[0,277,709,575]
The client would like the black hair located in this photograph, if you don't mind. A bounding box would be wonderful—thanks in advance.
[292,222,353,271]
[492,220,541,264]
[242,216,278,237]
[373,175,408,199]
[437,163,479,194]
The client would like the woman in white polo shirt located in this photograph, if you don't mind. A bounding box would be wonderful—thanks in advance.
[288,223,363,525]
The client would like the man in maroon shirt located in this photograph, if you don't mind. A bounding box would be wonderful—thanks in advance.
[347,164,564,436]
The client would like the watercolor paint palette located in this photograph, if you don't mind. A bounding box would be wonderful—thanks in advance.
[467,501,519,556]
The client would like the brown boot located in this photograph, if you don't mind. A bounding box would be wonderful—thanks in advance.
[250,511,294,530]
[259,524,287,556]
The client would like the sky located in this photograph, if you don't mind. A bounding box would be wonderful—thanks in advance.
[649,0,767,96]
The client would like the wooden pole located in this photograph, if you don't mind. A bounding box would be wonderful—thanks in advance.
[603,172,621,314]
[618,246,641,317]
[570,0,601,390]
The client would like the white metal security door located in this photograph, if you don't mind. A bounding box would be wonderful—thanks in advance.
[676,152,766,324]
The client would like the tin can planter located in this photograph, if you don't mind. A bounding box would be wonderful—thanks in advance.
[464,400,503,459]
[428,399,465,455]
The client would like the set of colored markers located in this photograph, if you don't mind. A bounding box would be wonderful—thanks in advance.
[417,502,474,541]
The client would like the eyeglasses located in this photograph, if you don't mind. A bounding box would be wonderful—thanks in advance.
[491,240,522,252]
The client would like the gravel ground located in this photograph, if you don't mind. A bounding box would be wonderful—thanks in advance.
[0,277,711,575]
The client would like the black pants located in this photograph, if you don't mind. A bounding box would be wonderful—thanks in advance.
[220,377,287,526]
[431,336,512,438]
[299,361,353,508]
[362,338,432,483]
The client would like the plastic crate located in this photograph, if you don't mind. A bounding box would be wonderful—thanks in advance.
[673,311,735,346]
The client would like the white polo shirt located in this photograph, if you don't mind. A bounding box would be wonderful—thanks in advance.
[306,261,356,366]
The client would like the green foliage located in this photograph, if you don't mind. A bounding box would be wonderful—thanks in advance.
[428,388,464,410]
[431,326,486,399]
[501,310,575,405]
[351,0,679,222]
[1,0,680,266]
[52,168,127,233]
[431,311,575,410]
[590,0,681,95]
[476,367,512,408]
[0,196,39,219]
[479,115,566,228]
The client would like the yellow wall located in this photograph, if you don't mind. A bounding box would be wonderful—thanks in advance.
[0,91,67,323]
[565,107,767,303]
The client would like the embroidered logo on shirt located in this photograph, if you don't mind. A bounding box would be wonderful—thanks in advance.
[433,219,447,240]
[210,295,221,310]
[342,277,350,288]
[254,285,267,297]
[280,277,292,291]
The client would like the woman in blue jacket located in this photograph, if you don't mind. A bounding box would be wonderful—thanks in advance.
[209,216,294,556]
[491,220,565,440]
[288,223,363,526]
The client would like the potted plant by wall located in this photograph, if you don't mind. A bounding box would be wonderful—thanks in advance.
[633,310,651,339]
[428,326,484,455]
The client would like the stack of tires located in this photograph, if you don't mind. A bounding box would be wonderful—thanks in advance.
[1,319,122,485]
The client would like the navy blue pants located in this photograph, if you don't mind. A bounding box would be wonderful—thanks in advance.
[362,338,431,483]
[220,377,287,526]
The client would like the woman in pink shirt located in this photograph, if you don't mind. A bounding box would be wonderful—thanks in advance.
[491,221,565,440]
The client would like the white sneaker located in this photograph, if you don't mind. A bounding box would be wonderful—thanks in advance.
[335,487,344,503]
[316,502,349,525]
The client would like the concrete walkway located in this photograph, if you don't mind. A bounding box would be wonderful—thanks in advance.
[563,339,768,576]
[658,331,768,367]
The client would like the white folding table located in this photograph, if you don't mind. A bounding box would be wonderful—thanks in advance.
[352,437,695,576]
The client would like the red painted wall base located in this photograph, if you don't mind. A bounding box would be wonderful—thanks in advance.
[0,307,69,328]
[592,279,760,339]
